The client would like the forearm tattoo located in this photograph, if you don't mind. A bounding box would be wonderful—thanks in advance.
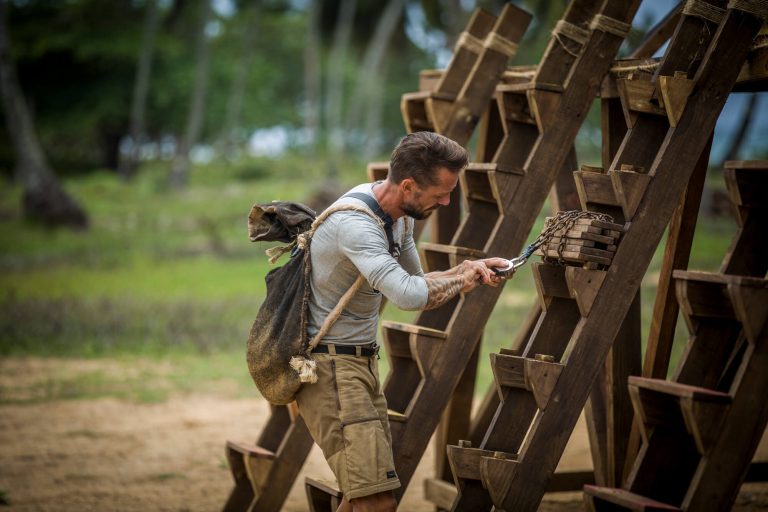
[424,275,465,310]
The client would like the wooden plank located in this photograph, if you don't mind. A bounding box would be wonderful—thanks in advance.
[434,341,479,482]
[610,169,652,220]
[628,4,682,59]
[584,486,682,511]
[380,320,448,339]
[575,170,621,208]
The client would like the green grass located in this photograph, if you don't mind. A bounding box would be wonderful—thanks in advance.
[0,157,739,402]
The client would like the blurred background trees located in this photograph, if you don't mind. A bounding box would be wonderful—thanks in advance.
[0,0,765,204]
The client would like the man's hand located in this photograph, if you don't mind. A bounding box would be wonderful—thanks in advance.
[457,257,509,293]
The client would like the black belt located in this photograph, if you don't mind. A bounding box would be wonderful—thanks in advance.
[313,343,378,357]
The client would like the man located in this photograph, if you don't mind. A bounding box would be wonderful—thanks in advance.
[296,132,506,512]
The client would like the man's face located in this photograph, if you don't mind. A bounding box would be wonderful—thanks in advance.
[400,166,460,220]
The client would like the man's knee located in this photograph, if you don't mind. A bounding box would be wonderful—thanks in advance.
[350,491,397,512]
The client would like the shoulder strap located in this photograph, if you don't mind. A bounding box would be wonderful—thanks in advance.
[343,192,399,256]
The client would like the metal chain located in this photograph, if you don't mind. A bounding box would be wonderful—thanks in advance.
[525,210,614,265]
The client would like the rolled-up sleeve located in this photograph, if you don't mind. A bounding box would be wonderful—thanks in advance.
[336,213,428,311]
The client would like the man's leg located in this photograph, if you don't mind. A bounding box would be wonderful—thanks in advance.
[335,491,397,512]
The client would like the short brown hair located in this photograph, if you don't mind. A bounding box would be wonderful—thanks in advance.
[388,132,468,186]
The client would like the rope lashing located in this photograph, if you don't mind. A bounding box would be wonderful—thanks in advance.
[728,0,768,20]
[589,14,632,38]
[454,31,484,54]
[609,61,660,74]
[683,0,726,23]
[484,32,519,56]
[553,20,591,45]
[552,20,590,58]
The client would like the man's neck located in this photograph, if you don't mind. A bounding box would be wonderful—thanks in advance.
[372,180,405,220]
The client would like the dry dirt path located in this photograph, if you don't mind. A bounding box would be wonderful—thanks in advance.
[1,359,767,511]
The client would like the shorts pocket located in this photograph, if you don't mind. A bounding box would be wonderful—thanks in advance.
[341,418,393,491]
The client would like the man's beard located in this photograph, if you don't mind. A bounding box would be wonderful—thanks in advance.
[402,201,439,220]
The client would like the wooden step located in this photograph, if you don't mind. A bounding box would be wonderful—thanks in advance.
[724,160,768,225]
[305,477,342,512]
[419,242,487,272]
[575,168,651,221]
[628,377,731,455]
[565,266,607,317]
[616,73,667,128]
[496,85,537,125]
[381,321,447,419]
[583,485,682,511]
[225,441,276,498]
[674,271,768,342]
[674,270,736,324]
[480,451,520,508]
[400,91,433,132]
[462,162,524,205]
[447,444,510,481]
[532,262,572,309]
[366,162,389,182]
[490,353,564,410]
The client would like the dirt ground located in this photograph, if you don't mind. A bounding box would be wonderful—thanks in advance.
[2,360,768,511]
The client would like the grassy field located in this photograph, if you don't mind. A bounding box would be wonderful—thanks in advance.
[0,155,738,404]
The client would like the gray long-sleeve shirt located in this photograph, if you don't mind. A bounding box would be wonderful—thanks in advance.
[307,183,428,345]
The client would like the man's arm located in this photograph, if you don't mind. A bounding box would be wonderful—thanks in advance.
[422,258,508,310]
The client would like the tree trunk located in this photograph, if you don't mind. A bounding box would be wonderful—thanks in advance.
[303,0,321,154]
[120,0,160,179]
[0,0,87,229]
[362,57,387,161]
[344,0,405,143]
[324,0,356,179]
[218,3,259,161]
[169,0,212,190]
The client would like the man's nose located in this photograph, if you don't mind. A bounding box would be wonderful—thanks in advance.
[438,195,450,206]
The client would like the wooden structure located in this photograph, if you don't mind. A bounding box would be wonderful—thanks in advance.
[584,160,768,511]
[224,1,768,510]
[446,3,766,511]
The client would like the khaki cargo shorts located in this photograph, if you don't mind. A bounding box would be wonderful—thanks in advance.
[296,347,400,501]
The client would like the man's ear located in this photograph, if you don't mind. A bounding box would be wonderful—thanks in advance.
[400,177,416,194]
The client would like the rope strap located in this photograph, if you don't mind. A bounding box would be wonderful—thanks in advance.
[683,0,726,23]
[589,14,632,38]
[728,0,768,20]
[553,20,590,45]
[455,31,484,54]
[484,32,519,56]
[610,61,661,74]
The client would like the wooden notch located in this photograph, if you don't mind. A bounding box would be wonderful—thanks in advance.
[423,478,457,511]
[574,170,621,209]
[490,353,564,410]
[527,88,562,132]
[565,267,607,317]
[616,74,667,128]
[726,279,768,345]
[609,169,652,220]
[480,454,519,508]
[446,445,500,480]
[658,71,695,127]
